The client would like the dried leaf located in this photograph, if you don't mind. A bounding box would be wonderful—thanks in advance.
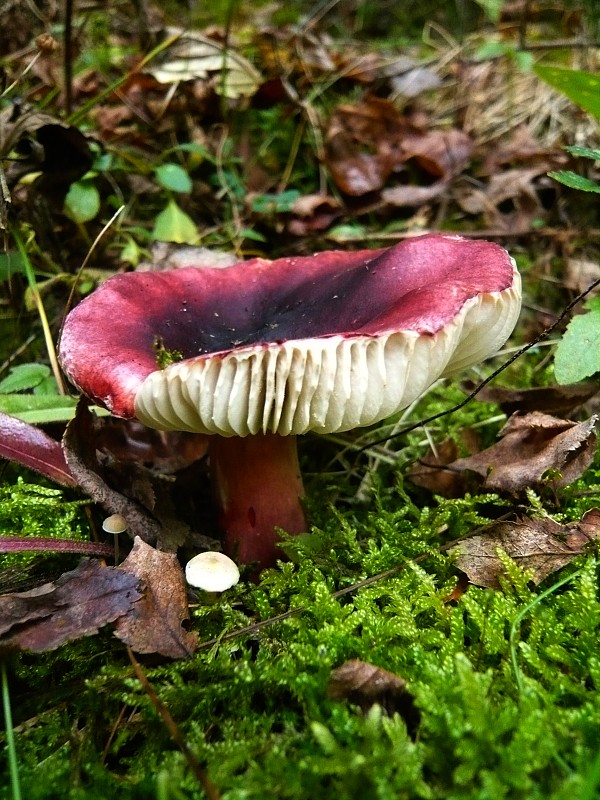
[326,98,472,200]
[0,410,76,486]
[407,438,467,497]
[149,28,261,99]
[451,412,597,492]
[114,537,198,658]
[325,98,407,195]
[451,508,600,588]
[0,559,141,653]
[0,104,92,205]
[401,128,473,179]
[328,659,419,732]
[456,167,550,231]
[460,380,600,417]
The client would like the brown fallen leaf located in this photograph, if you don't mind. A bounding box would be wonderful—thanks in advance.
[407,438,467,498]
[451,412,597,493]
[0,559,141,653]
[328,659,420,733]
[455,167,552,232]
[460,380,600,417]
[451,508,600,588]
[114,537,198,659]
[0,104,92,206]
[325,97,472,200]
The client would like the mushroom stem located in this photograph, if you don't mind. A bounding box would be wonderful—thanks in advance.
[209,433,306,567]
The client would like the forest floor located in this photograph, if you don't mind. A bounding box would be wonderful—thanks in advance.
[1,1,600,798]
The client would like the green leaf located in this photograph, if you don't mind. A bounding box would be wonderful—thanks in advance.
[548,170,600,193]
[152,200,198,244]
[0,394,79,424]
[473,0,503,22]
[155,163,193,194]
[251,190,300,214]
[0,251,26,282]
[120,235,142,266]
[555,298,600,384]
[0,364,51,393]
[534,65,600,121]
[564,145,600,161]
[64,179,101,223]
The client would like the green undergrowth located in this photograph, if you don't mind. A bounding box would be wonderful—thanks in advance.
[0,476,89,574]
[2,431,600,798]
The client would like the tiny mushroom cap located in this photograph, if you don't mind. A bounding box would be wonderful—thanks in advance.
[102,513,128,535]
[185,551,240,592]
[59,233,521,569]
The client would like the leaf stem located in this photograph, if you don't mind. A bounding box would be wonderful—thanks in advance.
[1,661,22,800]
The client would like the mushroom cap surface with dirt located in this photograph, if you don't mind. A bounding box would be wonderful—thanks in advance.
[59,233,521,568]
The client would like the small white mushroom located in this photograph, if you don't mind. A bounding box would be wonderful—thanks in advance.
[102,514,128,534]
[185,551,240,592]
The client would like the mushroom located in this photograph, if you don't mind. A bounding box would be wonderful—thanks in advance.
[185,551,240,592]
[59,233,521,569]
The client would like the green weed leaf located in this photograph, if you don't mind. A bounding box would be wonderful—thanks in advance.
[0,364,51,393]
[152,200,198,244]
[555,297,600,383]
[548,170,600,193]
[64,179,101,223]
[0,252,26,282]
[534,65,600,120]
[0,394,78,424]
[564,145,600,161]
[155,163,193,193]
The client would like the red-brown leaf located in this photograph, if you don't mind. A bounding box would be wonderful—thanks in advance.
[0,559,141,653]
[0,411,76,486]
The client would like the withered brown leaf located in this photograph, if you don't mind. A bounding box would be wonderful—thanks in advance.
[460,380,599,417]
[327,659,420,733]
[407,438,467,498]
[0,559,141,653]
[114,537,198,659]
[451,412,597,492]
[451,508,600,588]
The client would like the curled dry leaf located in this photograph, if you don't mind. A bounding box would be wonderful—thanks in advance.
[325,97,473,200]
[455,167,553,232]
[114,537,198,659]
[460,380,600,418]
[328,659,420,733]
[407,438,467,498]
[451,508,600,588]
[451,412,597,493]
[148,28,261,99]
[0,104,92,206]
[0,559,141,653]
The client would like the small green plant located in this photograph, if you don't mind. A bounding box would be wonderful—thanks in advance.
[534,65,600,384]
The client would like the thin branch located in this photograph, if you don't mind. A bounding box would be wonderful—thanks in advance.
[127,647,221,800]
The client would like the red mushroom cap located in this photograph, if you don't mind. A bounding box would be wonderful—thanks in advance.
[59,233,521,435]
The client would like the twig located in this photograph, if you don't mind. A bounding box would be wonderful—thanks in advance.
[63,0,73,115]
[126,647,221,800]
[0,537,113,557]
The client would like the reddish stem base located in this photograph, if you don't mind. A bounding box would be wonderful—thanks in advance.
[209,434,306,569]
